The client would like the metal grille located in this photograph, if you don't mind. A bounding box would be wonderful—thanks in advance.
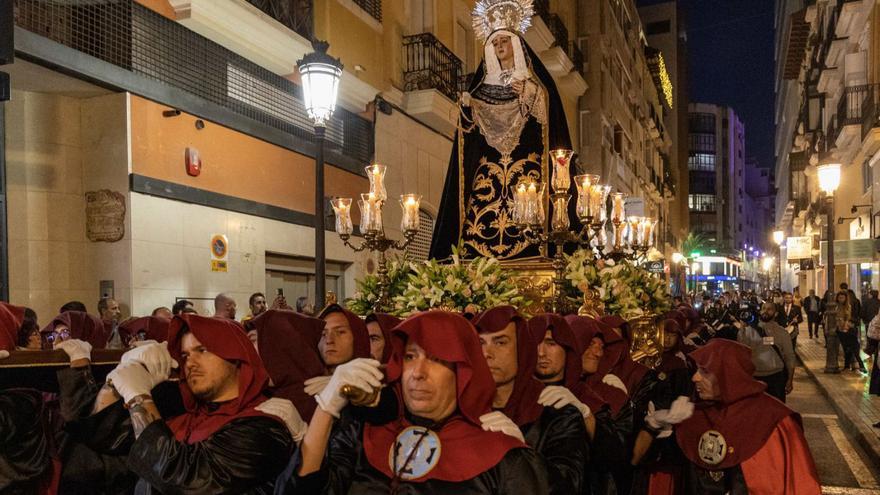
[403,32,463,102]
[14,0,373,165]
[244,0,312,41]
[408,209,434,262]
[352,0,381,22]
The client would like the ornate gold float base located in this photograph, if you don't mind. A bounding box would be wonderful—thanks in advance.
[500,257,556,315]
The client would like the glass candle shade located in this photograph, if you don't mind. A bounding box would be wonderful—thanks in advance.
[330,197,353,236]
[591,221,608,250]
[359,193,382,233]
[525,181,546,226]
[627,216,644,246]
[610,193,627,224]
[588,185,611,222]
[550,149,574,193]
[550,193,570,231]
[612,221,627,249]
[400,194,422,232]
[365,164,387,202]
[574,174,599,219]
[642,218,657,247]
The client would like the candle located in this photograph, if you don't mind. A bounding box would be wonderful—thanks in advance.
[627,216,643,246]
[573,175,593,220]
[551,193,570,231]
[400,194,422,232]
[550,149,573,193]
[610,193,626,224]
[643,218,657,247]
[588,185,610,222]
[365,164,387,202]
[513,182,529,225]
[612,221,627,249]
[359,193,382,233]
[331,197,353,236]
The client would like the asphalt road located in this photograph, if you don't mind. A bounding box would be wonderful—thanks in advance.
[787,362,880,494]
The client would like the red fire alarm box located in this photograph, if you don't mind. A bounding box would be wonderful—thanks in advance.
[185,147,201,177]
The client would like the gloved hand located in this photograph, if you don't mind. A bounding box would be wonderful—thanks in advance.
[315,358,383,418]
[538,385,591,418]
[304,375,332,396]
[256,398,308,444]
[54,339,92,362]
[479,411,524,443]
[0,350,9,359]
[120,341,177,379]
[107,362,156,403]
[645,396,694,438]
[602,374,628,394]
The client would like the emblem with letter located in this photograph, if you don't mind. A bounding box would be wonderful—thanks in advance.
[389,427,442,480]
[698,429,728,466]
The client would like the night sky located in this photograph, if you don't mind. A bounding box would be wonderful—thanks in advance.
[638,0,777,169]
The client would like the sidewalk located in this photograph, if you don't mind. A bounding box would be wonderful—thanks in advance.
[796,335,880,467]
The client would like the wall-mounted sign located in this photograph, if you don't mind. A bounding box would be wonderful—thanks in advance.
[211,234,228,272]
[85,190,126,242]
[786,236,812,260]
[819,238,880,266]
[643,260,665,273]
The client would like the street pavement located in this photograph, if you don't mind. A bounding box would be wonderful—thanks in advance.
[790,334,880,494]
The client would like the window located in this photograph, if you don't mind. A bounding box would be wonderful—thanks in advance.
[688,153,715,172]
[645,20,671,35]
[863,158,873,194]
[613,125,624,155]
[689,133,715,154]
[689,113,715,134]
[689,194,716,212]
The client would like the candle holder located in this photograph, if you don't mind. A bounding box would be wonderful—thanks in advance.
[333,167,421,312]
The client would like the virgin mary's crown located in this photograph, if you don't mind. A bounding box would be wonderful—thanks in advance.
[472,0,534,42]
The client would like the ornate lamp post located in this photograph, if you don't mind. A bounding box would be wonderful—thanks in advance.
[817,162,841,294]
[772,229,785,290]
[297,40,343,310]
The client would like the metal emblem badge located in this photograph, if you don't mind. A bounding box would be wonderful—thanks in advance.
[389,427,442,480]
[698,430,728,466]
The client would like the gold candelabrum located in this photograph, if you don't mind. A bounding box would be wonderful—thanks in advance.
[512,149,658,314]
[331,164,421,313]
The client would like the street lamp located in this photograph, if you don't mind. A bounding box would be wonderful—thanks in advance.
[773,229,785,290]
[672,252,684,296]
[817,161,841,296]
[297,40,343,310]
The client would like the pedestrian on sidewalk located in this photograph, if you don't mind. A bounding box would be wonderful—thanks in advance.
[736,302,795,402]
[833,291,867,373]
[803,289,822,339]
[860,289,879,345]
[823,293,843,373]
[867,313,880,428]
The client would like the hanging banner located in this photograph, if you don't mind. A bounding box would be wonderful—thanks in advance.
[786,236,812,260]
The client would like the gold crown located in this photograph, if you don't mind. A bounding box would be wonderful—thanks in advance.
[472,0,534,42]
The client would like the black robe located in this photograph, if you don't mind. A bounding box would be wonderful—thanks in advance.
[56,367,292,495]
[292,413,550,494]
[0,389,52,494]
[520,405,588,495]
[429,38,575,261]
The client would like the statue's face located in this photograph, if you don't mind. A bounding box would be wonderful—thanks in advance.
[492,34,514,63]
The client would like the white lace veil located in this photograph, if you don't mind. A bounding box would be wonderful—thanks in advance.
[483,30,530,86]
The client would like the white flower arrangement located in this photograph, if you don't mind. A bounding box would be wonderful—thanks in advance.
[564,249,671,318]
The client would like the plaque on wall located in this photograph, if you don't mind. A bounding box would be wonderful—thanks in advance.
[85,190,126,242]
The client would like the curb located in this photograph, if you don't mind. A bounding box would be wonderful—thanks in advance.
[797,354,880,470]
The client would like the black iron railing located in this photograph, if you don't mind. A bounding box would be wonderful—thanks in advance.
[544,13,569,50]
[862,83,880,139]
[789,150,809,172]
[837,83,875,126]
[14,0,374,165]
[402,32,463,102]
[458,72,474,93]
[245,0,312,40]
[352,0,381,22]
[826,113,839,145]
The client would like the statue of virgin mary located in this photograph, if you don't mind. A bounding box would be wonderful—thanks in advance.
[429,0,575,261]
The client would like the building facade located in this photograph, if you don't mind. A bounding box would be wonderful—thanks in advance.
[774,0,880,295]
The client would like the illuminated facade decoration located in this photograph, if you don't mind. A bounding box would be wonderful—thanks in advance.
[645,47,673,108]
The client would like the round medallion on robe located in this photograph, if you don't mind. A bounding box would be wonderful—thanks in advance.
[698,429,728,466]
[389,427,442,480]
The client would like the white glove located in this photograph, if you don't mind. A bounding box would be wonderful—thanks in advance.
[602,374,628,394]
[130,339,158,347]
[256,398,308,444]
[645,396,694,438]
[55,339,92,362]
[120,341,178,379]
[315,358,383,418]
[538,386,592,418]
[0,350,9,359]
[304,375,332,396]
[479,411,525,443]
[107,362,156,403]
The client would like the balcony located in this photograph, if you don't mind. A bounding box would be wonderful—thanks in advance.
[244,0,312,40]
[401,32,463,134]
[863,83,880,140]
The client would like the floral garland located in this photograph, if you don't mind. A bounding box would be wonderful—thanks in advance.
[346,246,533,317]
[564,249,671,318]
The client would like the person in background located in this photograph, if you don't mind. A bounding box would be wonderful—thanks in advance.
[16,308,41,350]
[803,289,822,340]
[98,297,123,349]
[868,312,880,427]
[151,307,172,319]
[295,296,314,316]
[60,301,88,313]
[213,293,237,320]
[860,289,879,344]
[777,292,803,348]
[833,291,867,373]
[364,313,400,363]
[171,299,194,316]
[736,302,795,402]
[841,283,861,328]
[241,292,267,325]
